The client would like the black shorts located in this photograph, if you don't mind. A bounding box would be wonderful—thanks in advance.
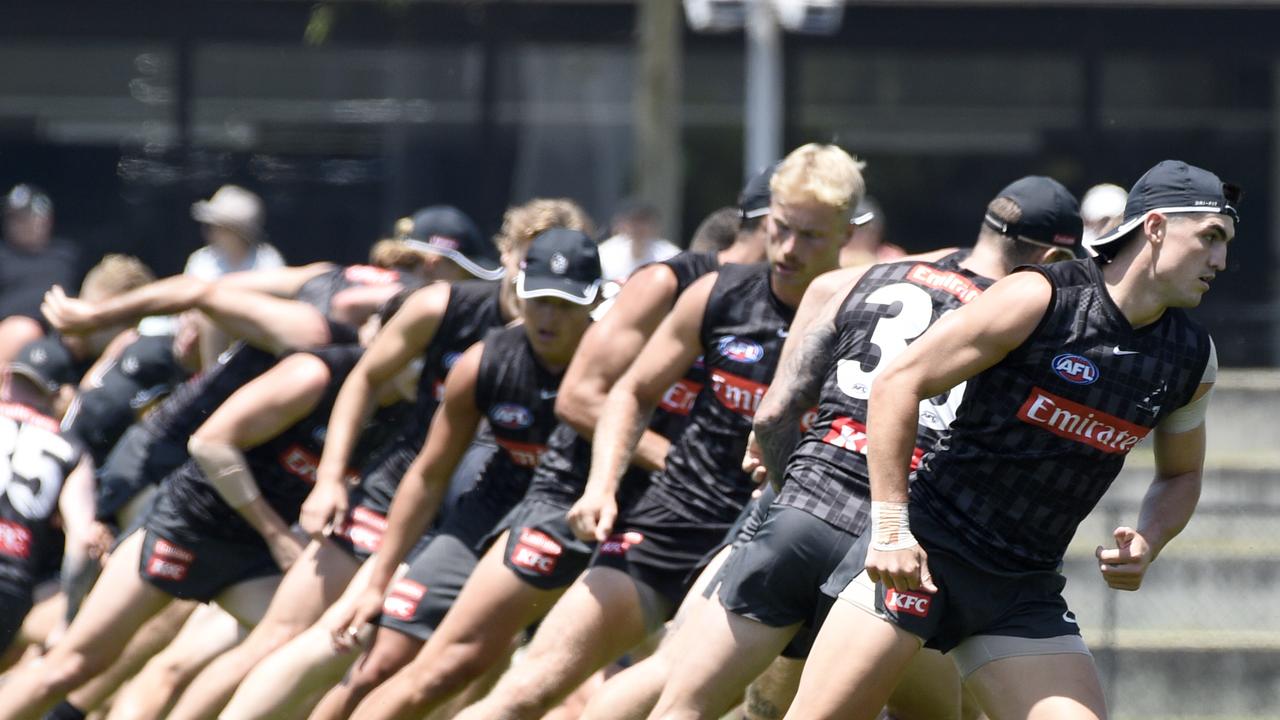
[375,478,516,641]
[491,498,593,591]
[715,506,866,659]
[136,528,279,603]
[837,507,1080,654]
[0,589,33,653]
[590,489,735,615]
[94,424,188,523]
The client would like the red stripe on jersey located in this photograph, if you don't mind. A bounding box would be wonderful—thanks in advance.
[821,417,924,469]
[710,369,767,419]
[658,378,702,416]
[495,437,547,468]
[906,264,982,304]
[1016,387,1150,454]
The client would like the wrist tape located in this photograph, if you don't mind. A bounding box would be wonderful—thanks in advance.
[871,500,918,552]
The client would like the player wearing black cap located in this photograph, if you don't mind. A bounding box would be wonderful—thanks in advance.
[643,176,1080,720]
[339,175,772,720]
[784,160,1231,720]
[280,229,601,720]
[453,144,863,720]
[156,200,589,720]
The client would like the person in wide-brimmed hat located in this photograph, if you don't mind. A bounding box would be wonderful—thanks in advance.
[184,185,285,280]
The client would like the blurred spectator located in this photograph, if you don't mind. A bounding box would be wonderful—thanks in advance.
[597,200,678,282]
[184,185,285,280]
[839,195,905,267]
[688,206,741,254]
[0,184,80,365]
[1080,182,1128,248]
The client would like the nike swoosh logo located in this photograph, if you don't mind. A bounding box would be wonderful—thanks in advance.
[1112,347,1140,356]
[1063,611,1078,624]
[539,390,558,400]
[777,328,789,338]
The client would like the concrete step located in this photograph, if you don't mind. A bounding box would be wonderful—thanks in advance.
[1094,646,1280,719]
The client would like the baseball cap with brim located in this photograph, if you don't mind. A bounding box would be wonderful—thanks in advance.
[1085,160,1241,257]
[191,185,265,244]
[397,205,503,281]
[851,196,877,227]
[982,175,1082,252]
[516,228,603,306]
[8,337,77,395]
[739,164,778,220]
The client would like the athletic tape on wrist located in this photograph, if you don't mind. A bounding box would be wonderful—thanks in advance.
[188,436,262,508]
[870,500,918,552]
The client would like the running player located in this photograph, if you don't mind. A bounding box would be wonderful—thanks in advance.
[785,160,1230,720]
[163,199,589,720]
[341,177,772,720]
[0,329,416,719]
[453,143,864,720]
[643,176,1081,720]
[293,228,601,720]
[0,343,85,653]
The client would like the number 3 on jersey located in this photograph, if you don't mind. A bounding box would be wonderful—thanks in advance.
[0,414,75,519]
[836,282,966,430]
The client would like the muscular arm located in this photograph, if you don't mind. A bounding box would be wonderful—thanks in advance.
[187,353,332,543]
[753,266,867,487]
[315,283,450,490]
[584,273,712,503]
[212,262,335,297]
[555,263,680,471]
[43,275,210,333]
[362,342,483,596]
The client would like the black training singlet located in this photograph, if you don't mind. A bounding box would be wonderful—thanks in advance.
[408,281,504,445]
[63,333,191,465]
[141,343,279,446]
[523,251,722,506]
[470,325,565,506]
[651,262,795,522]
[0,402,82,595]
[914,258,1211,571]
[777,253,994,534]
[294,264,412,318]
[151,345,403,542]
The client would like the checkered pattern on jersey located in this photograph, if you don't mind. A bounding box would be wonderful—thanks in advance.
[778,255,993,534]
[0,402,81,591]
[524,423,653,508]
[914,259,1211,572]
[411,281,504,446]
[472,325,565,506]
[142,343,277,442]
[652,262,796,523]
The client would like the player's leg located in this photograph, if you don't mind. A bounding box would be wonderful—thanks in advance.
[741,657,804,720]
[165,538,359,720]
[965,652,1105,720]
[54,600,197,718]
[0,531,171,719]
[782,597,922,720]
[885,648,964,720]
[580,540,734,720]
[101,602,245,720]
[218,556,379,720]
[306,626,424,720]
[349,531,569,720]
[453,566,662,720]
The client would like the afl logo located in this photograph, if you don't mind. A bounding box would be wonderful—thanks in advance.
[717,336,764,364]
[1052,353,1098,385]
[490,403,533,429]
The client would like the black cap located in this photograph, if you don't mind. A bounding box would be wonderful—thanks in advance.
[516,228,603,305]
[982,176,1082,251]
[5,184,52,217]
[1085,160,1241,256]
[738,164,777,220]
[851,195,878,227]
[9,337,77,395]
[395,205,502,281]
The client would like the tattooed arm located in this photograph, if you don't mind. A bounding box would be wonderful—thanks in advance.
[753,266,865,488]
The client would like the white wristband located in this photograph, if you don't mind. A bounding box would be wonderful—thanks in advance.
[189,436,262,509]
[871,500,918,552]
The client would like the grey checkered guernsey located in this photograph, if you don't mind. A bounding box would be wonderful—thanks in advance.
[651,262,796,523]
[777,252,993,535]
[914,258,1212,572]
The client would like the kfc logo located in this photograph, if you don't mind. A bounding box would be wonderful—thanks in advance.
[510,530,563,576]
[146,557,188,581]
[599,531,645,555]
[383,579,427,621]
[884,588,931,618]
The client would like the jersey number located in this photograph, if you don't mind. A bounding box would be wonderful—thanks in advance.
[0,416,74,519]
[835,282,966,431]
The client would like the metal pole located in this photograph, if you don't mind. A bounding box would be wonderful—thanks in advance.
[635,0,683,242]
[745,0,782,179]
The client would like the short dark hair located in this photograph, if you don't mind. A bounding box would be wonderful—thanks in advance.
[689,207,741,253]
[983,196,1053,267]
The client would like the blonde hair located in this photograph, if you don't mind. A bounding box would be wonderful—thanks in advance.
[494,198,593,256]
[770,143,866,218]
[80,254,155,300]
[368,238,428,273]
